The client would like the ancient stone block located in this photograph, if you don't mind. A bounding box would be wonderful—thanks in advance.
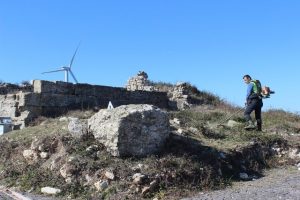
[88,104,170,157]
[33,80,74,94]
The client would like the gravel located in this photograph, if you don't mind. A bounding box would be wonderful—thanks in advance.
[183,167,300,200]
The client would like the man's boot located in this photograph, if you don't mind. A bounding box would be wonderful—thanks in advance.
[257,120,262,131]
[244,120,256,130]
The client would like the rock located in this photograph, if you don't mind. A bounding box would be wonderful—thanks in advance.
[59,117,68,122]
[297,163,300,171]
[131,164,145,172]
[288,148,300,159]
[68,118,88,138]
[67,156,77,163]
[133,173,147,184]
[41,187,61,195]
[46,144,67,171]
[85,174,93,185]
[177,128,184,134]
[60,163,76,179]
[105,171,115,180]
[40,152,49,159]
[141,180,158,196]
[94,180,109,191]
[239,172,249,180]
[30,137,46,151]
[149,180,158,190]
[23,149,39,163]
[38,145,46,152]
[272,147,282,155]
[65,177,73,184]
[227,120,241,128]
[188,127,198,134]
[135,187,141,193]
[172,118,181,125]
[30,138,39,150]
[59,164,68,178]
[49,157,62,171]
[141,186,151,196]
[88,104,170,157]
[86,145,99,153]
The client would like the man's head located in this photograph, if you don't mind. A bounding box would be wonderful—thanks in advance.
[243,74,252,84]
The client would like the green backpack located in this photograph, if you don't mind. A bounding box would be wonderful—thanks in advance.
[251,80,262,96]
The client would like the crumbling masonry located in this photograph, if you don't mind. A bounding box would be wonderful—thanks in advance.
[0,80,169,129]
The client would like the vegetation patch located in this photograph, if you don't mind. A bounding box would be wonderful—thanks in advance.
[0,96,299,199]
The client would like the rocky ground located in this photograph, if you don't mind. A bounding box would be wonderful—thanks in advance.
[0,82,299,200]
[0,189,58,200]
[1,166,299,200]
[184,166,300,200]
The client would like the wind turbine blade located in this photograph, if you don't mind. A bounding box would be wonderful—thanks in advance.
[69,42,81,69]
[42,69,65,74]
[69,69,78,83]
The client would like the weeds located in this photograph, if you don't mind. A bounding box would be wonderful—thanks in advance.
[0,93,299,199]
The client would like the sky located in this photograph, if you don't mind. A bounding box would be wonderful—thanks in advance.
[0,0,299,113]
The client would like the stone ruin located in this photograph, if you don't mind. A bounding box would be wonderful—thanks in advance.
[0,72,209,130]
[0,82,32,95]
[126,71,156,91]
[0,79,169,129]
[169,82,195,110]
[125,72,202,110]
[88,104,170,157]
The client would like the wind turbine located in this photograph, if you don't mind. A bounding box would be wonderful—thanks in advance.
[42,44,80,83]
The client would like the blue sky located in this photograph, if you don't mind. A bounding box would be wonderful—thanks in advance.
[0,0,299,113]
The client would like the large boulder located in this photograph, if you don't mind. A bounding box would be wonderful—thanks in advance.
[88,104,170,157]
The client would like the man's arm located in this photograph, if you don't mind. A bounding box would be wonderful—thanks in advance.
[246,83,254,100]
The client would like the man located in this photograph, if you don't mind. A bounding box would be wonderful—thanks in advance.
[243,75,263,131]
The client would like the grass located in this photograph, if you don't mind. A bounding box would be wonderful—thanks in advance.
[151,81,222,106]
[4,119,68,144]
[0,98,299,199]
[150,81,174,93]
[169,105,299,152]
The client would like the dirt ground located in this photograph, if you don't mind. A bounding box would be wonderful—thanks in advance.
[183,166,300,200]
[1,166,299,200]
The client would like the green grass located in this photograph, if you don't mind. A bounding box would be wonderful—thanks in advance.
[1,119,69,145]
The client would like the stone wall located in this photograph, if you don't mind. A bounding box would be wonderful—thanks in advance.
[31,80,168,110]
[0,80,169,128]
[126,71,155,91]
[0,83,32,95]
[0,94,19,118]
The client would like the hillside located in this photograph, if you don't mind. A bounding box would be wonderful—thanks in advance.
[0,82,299,200]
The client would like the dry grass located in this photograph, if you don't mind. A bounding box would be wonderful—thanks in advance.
[3,120,68,145]
[0,99,299,199]
[170,105,300,152]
